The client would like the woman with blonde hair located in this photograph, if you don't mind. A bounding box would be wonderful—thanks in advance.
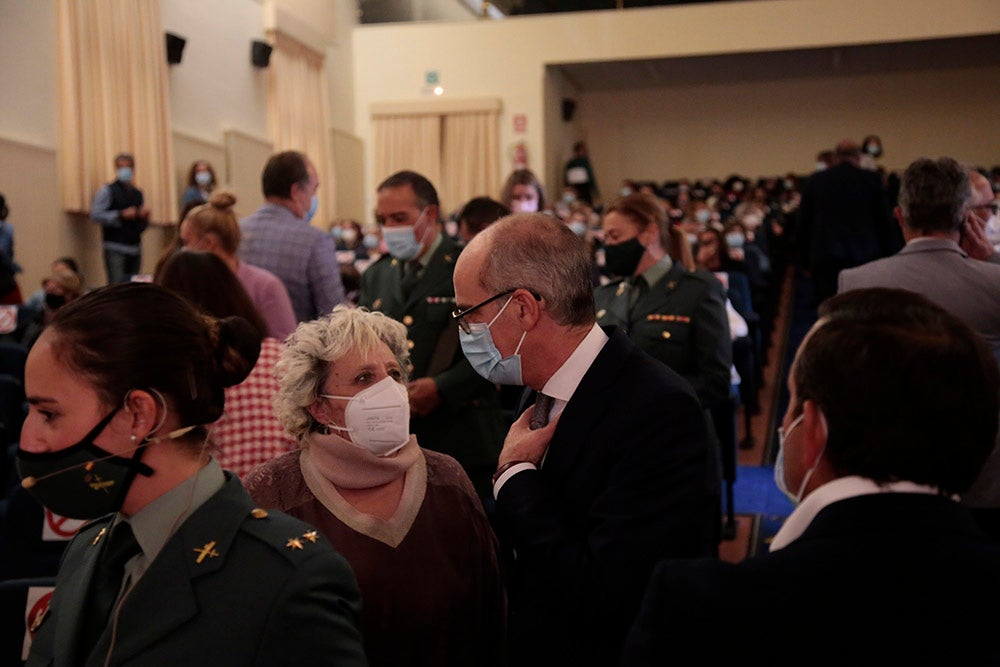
[245,305,505,667]
[179,191,296,340]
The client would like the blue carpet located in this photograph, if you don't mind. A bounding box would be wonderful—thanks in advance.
[732,464,794,517]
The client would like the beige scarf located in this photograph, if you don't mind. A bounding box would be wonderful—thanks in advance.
[299,431,426,547]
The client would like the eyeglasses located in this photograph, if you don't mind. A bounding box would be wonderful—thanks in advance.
[971,202,1000,217]
[451,290,515,334]
[451,289,541,334]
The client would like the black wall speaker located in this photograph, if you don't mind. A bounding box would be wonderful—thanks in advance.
[165,32,186,65]
[561,98,577,122]
[251,40,273,68]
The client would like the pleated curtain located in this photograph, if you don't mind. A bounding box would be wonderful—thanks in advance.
[56,0,176,223]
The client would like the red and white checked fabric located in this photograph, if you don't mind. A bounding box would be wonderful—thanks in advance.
[210,337,297,478]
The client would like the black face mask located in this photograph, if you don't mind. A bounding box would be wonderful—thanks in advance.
[603,236,646,278]
[16,405,155,520]
[44,292,67,310]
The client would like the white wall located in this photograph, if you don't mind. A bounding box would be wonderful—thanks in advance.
[162,0,270,144]
[0,0,57,146]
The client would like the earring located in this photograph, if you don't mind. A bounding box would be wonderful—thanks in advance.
[130,434,137,444]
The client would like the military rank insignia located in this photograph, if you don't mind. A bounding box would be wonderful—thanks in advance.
[425,296,455,304]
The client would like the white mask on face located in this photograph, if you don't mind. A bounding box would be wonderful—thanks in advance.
[320,377,410,457]
[773,410,828,504]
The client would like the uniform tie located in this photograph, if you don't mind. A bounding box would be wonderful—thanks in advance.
[530,392,555,430]
[401,261,421,299]
[80,521,141,658]
[627,275,648,319]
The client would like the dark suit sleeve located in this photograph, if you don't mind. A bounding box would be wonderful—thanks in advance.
[690,277,733,408]
[254,548,367,666]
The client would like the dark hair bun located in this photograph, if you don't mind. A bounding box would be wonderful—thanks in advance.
[212,316,262,388]
[208,190,237,210]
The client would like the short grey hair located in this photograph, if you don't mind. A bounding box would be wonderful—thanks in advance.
[273,305,411,443]
[477,213,595,327]
[898,157,970,233]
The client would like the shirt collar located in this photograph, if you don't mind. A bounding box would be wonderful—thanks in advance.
[769,475,946,552]
[416,231,443,269]
[541,323,608,406]
[124,457,226,576]
[639,254,672,287]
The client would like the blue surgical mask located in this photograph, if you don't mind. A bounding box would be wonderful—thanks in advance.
[363,233,380,250]
[696,209,711,224]
[194,170,212,187]
[382,208,427,261]
[459,294,526,385]
[725,232,745,249]
[117,167,133,183]
[303,195,318,223]
[569,221,587,237]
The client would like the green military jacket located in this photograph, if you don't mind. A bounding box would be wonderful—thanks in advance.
[359,234,504,492]
[594,262,733,409]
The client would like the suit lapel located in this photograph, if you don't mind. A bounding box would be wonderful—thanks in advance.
[104,477,252,664]
[543,328,630,477]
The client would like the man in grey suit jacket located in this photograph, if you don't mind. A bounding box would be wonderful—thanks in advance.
[838,157,1000,358]
[839,156,1000,519]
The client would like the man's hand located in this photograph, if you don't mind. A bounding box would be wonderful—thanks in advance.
[138,205,151,219]
[961,215,994,261]
[121,206,137,220]
[498,406,560,467]
[407,377,441,417]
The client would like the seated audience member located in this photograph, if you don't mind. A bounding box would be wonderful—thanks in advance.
[500,168,547,214]
[154,250,296,477]
[621,288,1000,665]
[24,257,83,313]
[19,269,83,350]
[244,306,505,667]
[18,283,366,666]
[179,191,297,340]
[457,196,510,245]
[180,159,217,208]
[331,218,369,262]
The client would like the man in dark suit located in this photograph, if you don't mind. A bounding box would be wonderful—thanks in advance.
[452,213,712,667]
[359,171,505,501]
[621,288,1000,665]
[797,139,899,305]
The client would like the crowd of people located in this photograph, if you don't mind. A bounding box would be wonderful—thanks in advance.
[2,137,1000,665]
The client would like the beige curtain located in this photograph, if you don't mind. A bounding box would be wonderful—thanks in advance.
[440,110,500,216]
[372,115,442,192]
[266,30,335,229]
[57,0,176,222]
[373,102,499,215]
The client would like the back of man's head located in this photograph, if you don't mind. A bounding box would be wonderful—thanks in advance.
[377,170,440,211]
[262,151,309,200]
[475,213,595,328]
[834,139,861,164]
[458,197,510,239]
[796,288,998,496]
[898,157,970,233]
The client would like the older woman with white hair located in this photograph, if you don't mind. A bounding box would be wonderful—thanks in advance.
[244,305,504,667]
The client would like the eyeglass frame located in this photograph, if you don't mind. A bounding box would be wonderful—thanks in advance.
[451,288,541,334]
[970,202,1000,217]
